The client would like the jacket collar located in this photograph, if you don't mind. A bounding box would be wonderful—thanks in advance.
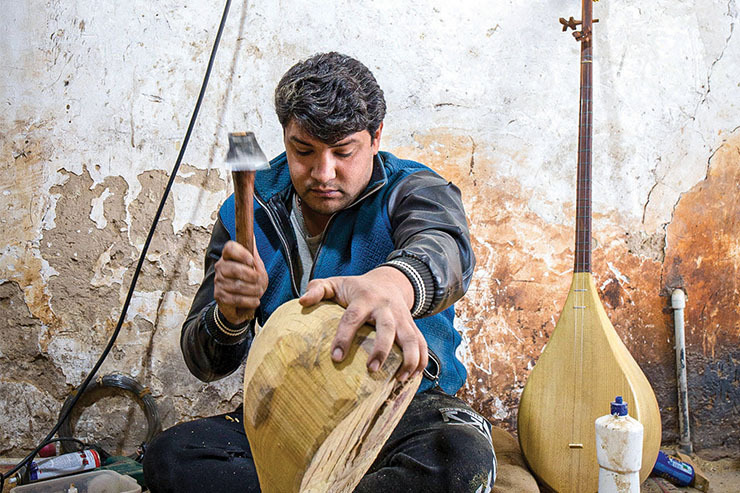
[349,152,387,207]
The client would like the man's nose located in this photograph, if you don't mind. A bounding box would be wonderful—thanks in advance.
[311,152,337,183]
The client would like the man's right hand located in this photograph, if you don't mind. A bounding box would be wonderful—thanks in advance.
[214,240,268,325]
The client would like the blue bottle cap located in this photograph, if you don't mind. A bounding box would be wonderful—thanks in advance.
[611,396,628,416]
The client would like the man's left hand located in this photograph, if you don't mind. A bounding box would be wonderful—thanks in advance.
[298,266,428,382]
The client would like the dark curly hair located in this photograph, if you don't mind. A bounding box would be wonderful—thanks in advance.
[274,52,386,144]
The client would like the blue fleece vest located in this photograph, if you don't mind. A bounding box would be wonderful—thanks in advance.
[219,151,467,394]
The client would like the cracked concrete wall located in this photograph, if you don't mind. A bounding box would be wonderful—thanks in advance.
[2,0,738,457]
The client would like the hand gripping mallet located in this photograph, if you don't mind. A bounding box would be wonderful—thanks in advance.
[225,132,270,319]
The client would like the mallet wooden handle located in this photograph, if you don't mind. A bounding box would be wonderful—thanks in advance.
[232,169,255,320]
[233,170,255,252]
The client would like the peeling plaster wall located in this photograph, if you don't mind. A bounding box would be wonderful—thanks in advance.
[1,1,738,456]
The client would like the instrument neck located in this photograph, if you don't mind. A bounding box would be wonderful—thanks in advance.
[575,0,593,273]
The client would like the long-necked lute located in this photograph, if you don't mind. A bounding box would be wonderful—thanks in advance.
[516,2,661,491]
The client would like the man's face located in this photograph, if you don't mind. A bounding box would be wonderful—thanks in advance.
[284,119,383,218]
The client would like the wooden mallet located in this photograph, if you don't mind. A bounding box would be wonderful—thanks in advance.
[225,131,270,318]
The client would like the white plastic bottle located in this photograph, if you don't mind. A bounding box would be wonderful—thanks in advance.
[594,396,644,493]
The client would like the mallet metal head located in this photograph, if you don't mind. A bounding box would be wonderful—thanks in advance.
[226,132,270,172]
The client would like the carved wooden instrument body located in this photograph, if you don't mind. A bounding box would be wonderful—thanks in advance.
[242,300,421,493]
[517,2,661,491]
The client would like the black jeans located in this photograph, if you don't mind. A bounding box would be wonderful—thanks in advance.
[144,388,496,492]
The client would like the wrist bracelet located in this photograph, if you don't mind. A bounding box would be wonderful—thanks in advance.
[213,306,249,337]
[383,259,427,318]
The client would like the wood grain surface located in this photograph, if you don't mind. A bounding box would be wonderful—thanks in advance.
[242,300,421,493]
[517,273,661,492]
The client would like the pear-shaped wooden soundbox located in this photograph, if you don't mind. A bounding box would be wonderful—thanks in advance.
[242,300,421,493]
[517,2,661,491]
[517,273,661,492]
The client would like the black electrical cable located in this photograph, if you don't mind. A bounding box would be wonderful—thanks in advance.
[0,0,233,487]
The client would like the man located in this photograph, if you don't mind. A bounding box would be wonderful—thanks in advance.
[144,52,496,492]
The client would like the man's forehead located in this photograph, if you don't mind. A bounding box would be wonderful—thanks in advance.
[285,121,366,146]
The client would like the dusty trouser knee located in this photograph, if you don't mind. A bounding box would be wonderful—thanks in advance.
[143,409,260,493]
[355,388,496,493]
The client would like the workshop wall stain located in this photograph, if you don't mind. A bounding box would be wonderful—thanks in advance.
[126,169,213,295]
[392,127,739,453]
[0,281,66,456]
[35,167,218,391]
[0,140,234,453]
[393,129,577,426]
[661,132,740,451]
[0,122,59,328]
[41,171,134,341]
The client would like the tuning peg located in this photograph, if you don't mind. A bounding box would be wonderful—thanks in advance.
[559,16,581,32]
[573,28,593,42]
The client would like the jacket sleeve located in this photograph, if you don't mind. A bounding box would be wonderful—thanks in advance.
[383,170,475,318]
[180,216,255,382]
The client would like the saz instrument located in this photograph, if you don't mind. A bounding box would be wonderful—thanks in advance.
[516,2,661,491]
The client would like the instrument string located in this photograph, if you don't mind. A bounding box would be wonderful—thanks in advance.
[572,1,593,482]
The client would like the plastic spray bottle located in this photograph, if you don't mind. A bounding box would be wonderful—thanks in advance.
[6,449,101,486]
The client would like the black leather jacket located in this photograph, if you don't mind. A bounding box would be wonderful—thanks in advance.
[181,152,475,385]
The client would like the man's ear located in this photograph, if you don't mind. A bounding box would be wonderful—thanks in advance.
[371,122,384,154]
